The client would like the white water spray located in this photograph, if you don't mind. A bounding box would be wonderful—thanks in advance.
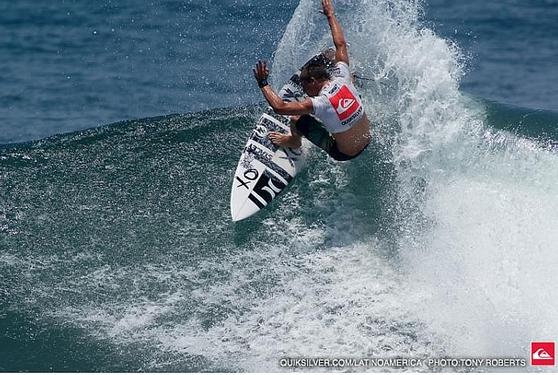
[272,0,558,363]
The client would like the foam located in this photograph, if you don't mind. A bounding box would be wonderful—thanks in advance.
[142,243,440,371]
[272,0,558,365]
[402,131,558,357]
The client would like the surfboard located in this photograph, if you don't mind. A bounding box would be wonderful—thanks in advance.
[230,50,336,222]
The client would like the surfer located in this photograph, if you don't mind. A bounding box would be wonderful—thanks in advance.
[253,0,371,161]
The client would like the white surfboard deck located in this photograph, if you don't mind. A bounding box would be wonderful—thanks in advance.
[230,112,310,221]
[230,50,336,222]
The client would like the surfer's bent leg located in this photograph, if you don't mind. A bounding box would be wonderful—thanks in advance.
[294,115,355,161]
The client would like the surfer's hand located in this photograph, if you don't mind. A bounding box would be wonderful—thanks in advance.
[253,60,269,85]
[321,0,335,17]
[268,132,290,146]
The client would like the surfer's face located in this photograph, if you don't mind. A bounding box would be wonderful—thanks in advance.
[301,77,323,97]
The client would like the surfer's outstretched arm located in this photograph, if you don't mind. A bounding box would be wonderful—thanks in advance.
[253,60,313,116]
[322,0,349,65]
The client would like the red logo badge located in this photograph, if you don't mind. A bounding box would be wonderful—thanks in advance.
[328,85,360,121]
[531,342,555,366]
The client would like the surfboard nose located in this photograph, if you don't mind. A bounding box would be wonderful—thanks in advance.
[231,209,241,222]
[231,201,261,222]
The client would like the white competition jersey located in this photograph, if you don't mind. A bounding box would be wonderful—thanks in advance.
[310,62,364,134]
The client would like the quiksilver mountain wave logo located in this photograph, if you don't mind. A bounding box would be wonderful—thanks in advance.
[531,342,555,366]
[337,98,355,114]
[328,85,360,122]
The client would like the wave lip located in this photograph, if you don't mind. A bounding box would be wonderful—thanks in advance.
[273,0,558,365]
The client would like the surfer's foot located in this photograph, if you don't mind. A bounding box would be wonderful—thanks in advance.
[268,132,301,148]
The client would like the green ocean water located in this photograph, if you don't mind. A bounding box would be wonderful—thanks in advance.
[0,108,400,371]
[2,100,557,371]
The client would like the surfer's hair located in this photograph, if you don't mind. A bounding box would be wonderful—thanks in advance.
[300,61,330,82]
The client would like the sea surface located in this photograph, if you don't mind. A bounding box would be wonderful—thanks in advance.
[1,0,557,372]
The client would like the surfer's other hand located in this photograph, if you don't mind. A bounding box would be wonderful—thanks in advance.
[321,0,334,17]
[268,132,289,146]
[253,60,269,81]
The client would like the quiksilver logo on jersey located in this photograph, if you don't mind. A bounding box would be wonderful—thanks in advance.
[337,99,355,114]
[328,85,361,122]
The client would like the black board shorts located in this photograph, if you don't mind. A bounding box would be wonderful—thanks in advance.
[294,115,369,161]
